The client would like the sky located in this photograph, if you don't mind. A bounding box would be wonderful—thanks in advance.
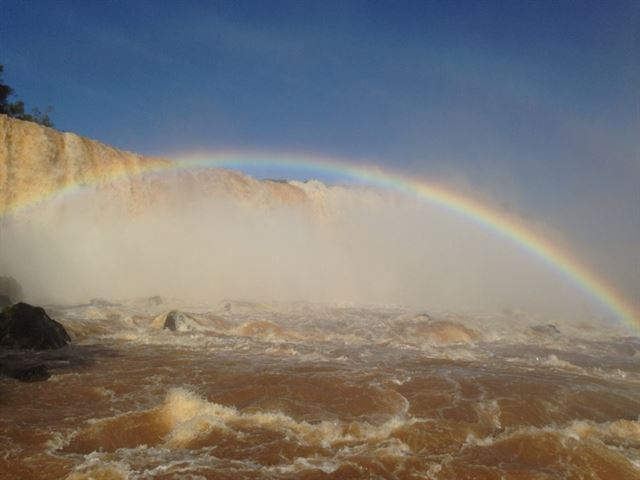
[1,0,639,308]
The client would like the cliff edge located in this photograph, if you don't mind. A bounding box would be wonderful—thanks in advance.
[0,115,314,216]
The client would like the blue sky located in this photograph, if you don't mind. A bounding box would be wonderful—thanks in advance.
[2,0,639,302]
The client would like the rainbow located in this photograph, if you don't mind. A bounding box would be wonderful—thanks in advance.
[3,150,637,329]
[170,152,636,329]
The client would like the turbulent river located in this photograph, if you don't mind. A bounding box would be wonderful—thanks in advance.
[1,300,639,479]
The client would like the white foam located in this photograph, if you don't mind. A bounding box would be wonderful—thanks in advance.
[536,354,584,372]
[65,452,132,480]
[463,417,640,451]
[562,418,640,444]
[474,399,502,429]
[161,388,414,449]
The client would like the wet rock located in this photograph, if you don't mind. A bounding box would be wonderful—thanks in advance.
[147,296,163,306]
[530,324,561,336]
[0,303,71,350]
[0,294,11,308]
[0,276,23,303]
[151,310,202,332]
[163,310,187,331]
[8,364,50,382]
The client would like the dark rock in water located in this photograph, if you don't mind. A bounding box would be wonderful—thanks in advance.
[0,303,71,350]
[152,310,202,332]
[148,296,163,306]
[164,310,188,331]
[530,324,561,336]
[0,294,11,308]
[8,364,50,382]
[0,276,23,303]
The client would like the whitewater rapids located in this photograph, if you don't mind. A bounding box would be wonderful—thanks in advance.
[1,300,639,479]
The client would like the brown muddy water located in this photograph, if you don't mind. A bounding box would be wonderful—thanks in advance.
[1,300,639,479]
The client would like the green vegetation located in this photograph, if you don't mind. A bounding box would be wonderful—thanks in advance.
[0,64,54,127]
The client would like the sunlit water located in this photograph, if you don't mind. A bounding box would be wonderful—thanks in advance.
[1,300,639,479]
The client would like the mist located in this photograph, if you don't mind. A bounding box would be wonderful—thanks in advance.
[0,177,609,323]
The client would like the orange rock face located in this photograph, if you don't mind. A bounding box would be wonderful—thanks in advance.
[0,115,315,218]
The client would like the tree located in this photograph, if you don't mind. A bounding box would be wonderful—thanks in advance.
[0,64,54,127]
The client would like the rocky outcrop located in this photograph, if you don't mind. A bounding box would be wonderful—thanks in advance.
[0,115,315,217]
[0,115,169,215]
[151,310,203,332]
[0,302,71,350]
[163,310,189,331]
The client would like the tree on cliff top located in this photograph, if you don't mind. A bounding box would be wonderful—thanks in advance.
[0,64,54,127]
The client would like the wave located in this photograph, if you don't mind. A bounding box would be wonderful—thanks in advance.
[65,454,131,480]
[60,387,416,456]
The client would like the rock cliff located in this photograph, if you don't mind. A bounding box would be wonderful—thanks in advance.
[0,115,320,217]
